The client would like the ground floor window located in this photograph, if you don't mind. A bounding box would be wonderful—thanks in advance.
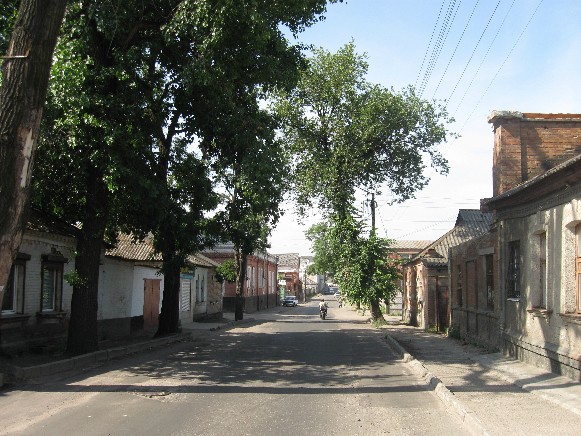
[506,241,521,299]
[2,261,26,313]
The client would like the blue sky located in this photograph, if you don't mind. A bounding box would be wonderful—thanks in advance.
[269,0,581,255]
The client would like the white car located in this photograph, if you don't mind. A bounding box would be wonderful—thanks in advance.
[282,296,298,307]
[334,291,341,298]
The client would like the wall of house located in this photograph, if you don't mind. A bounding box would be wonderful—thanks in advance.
[498,195,581,381]
[0,232,76,352]
[206,267,223,319]
[204,250,278,313]
[130,266,164,318]
[191,267,208,320]
[449,232,501,349]
[98,257,134,338]
[402,261,428,329]
[489,112,581,196]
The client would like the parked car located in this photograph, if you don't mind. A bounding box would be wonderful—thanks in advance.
[334,291,341,298]
[282,296,298,307]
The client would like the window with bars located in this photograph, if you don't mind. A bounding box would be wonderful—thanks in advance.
[2,262,25,313]
[456,265,463,307]
[575,224,581,313]
[485,254,494,310]
[506,241,521,299]
[41,262,63,311]
[539,233,547,308]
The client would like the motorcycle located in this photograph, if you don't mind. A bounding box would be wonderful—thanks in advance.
[319,307,327,320]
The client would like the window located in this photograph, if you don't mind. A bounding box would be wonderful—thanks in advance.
[181,278,191,311]
[576,225,581,312]
[41,262,63,311]
[506,241,521,299]
[3,261,26,313]
[456,265,463,307]
[539,233,547,307]
[485,255,494,310]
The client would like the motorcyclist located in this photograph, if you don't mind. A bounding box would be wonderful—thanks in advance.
[319,298,328,312]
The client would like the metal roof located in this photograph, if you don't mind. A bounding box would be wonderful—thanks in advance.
[409,209,492,267]
[106,233,162,262]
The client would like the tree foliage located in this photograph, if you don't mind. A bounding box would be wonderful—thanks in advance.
[273,42,453,217]
[30,0,342,347]
[276,43,453,321]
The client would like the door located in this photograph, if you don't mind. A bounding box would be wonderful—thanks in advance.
[144,279,161,330]
[436,279,449,332]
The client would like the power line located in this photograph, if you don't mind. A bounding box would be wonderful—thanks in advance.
[419,0,462,97]
[432,0,481,99]
[447,0,502,103]
[452,0,517,116]
[415,0,447,89]
[457,0,545,131]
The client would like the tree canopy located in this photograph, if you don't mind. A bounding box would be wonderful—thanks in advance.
[274,42,454,321]
[273,42,453,218]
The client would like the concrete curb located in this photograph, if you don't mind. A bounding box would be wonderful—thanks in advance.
[383,333,489,436]
[208,317,256,332]
[7,332,193,382]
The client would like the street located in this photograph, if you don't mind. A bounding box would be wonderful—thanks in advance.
[0,299,465,435]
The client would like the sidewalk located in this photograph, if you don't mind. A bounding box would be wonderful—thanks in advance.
[381,316,581,435]
[0,311,258,383]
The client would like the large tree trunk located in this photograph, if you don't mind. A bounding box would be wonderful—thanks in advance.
[67,167,109,355]
[369,299,385,323]
[0,0,67,302]
[156,226,182,336]
[234,248,247,321]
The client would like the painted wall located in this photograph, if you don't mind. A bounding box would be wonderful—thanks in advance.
[498,196,581,380]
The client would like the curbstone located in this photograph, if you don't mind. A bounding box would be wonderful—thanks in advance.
[107,347,128,360]
[385,332,490,436]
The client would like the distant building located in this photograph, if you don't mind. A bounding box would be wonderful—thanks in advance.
[402,210,492,331]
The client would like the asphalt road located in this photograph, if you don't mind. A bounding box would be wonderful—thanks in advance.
[0,299,466,435]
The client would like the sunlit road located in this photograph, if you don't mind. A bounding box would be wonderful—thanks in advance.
[0,299,465,435]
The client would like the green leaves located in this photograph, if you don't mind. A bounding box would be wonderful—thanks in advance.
[273,42,454,217]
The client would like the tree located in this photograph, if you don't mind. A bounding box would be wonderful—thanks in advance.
[0,0,67,309]
[33,0,179,354]
[274,42,453,320]
[209,98,289,321]
[273,42,452,217]
[34,0,342,347]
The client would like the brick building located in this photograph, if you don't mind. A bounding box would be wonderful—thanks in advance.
[203,244,278,313]
[402,211,491,331]
[449,111,581,380]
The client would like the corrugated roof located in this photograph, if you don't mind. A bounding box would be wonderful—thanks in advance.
[187,253,219,268]
[274,253,300,268]
[391,240,432,250]
[410,209,492,267]
[26,208,79,238]
[106,234,162,262]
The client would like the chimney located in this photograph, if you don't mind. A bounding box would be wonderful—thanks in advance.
[488,111,581,196]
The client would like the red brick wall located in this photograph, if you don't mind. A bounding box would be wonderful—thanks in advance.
[490,112,581,196]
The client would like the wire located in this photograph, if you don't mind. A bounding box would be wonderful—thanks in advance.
[419,0,462,97]
[457,0,545,131]
[432,0,481,99]
[452,0,517,116]
[447,0,502,103]
[415,0,447,89]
